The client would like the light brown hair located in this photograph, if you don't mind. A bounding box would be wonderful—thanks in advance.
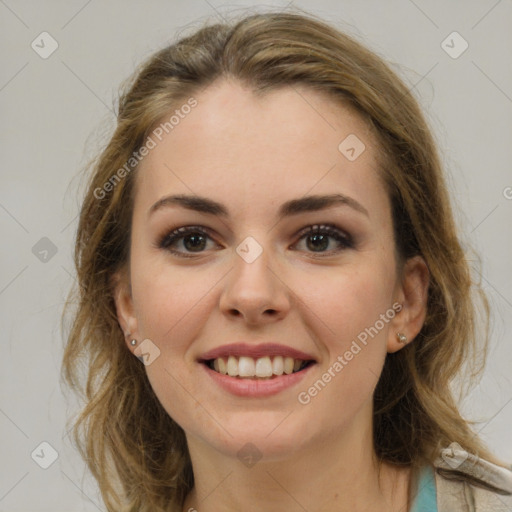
[62,9,501,512]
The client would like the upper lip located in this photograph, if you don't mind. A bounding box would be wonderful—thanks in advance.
[199,343,317,362]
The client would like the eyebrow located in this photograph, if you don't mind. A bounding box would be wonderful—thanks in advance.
[148,193,369,219]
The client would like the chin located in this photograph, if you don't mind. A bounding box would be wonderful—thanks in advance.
[194,411,319,462]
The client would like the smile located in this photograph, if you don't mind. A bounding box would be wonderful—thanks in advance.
[200,357,317,398]
[205,355,315,379]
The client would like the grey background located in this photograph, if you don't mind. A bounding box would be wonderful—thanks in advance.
[1,0,511,510]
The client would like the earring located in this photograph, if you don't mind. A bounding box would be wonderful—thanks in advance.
[396,333,408,344]
[130,339,137,346]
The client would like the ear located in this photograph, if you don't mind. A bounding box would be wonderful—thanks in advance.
[387,255,429,353]
[111,269,140,353]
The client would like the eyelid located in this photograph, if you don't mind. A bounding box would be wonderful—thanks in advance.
[294,223,351,240]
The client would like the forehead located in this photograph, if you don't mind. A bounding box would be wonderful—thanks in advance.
[133,79,389,225]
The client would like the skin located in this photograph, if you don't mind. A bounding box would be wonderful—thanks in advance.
[114,78,430,512]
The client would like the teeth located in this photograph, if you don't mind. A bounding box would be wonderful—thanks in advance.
[238,356,255,377]
[272,356,284,375]
[209,355,310,378]
[255,356,273,377]
[283,356,294,375]
[218,357,227,374]
[227,355,238,377]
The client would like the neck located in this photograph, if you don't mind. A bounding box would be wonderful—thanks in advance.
[181,411,411,512]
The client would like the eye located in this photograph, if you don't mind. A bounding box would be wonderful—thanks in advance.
[157,225,220,257]
[157,223,354,258]
[292,224,354,254]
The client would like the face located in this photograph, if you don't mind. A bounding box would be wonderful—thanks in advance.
[115,79,427,462]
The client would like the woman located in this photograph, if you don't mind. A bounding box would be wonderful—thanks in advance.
[62,10,512,512]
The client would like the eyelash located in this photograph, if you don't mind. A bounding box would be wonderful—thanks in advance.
[157,224,354,258]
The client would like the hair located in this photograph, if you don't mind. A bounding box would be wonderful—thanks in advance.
[61,8,504,512]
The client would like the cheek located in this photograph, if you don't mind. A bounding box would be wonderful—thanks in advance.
[130,260,213,351]
[303,261,395,347]
[293,262,395,414]
[128,228,205,333]
[129,261,218,428]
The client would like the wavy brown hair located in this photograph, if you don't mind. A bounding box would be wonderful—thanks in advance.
[61,9,503,512]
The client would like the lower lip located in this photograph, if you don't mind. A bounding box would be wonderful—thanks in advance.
[200,362,316,397]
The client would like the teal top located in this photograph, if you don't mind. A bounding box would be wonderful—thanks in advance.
[410,465,437,512]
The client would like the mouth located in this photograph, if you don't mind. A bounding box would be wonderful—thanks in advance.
[201,356,316,379]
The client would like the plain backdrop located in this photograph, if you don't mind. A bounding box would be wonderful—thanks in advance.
[1,1,511,510]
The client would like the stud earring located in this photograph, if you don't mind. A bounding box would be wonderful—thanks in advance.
[130,339,137,346]
[396,333,408,344]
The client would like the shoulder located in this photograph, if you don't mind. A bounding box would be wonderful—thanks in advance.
[433,445,512,511]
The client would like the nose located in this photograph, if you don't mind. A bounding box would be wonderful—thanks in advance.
[219,241,291,325]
